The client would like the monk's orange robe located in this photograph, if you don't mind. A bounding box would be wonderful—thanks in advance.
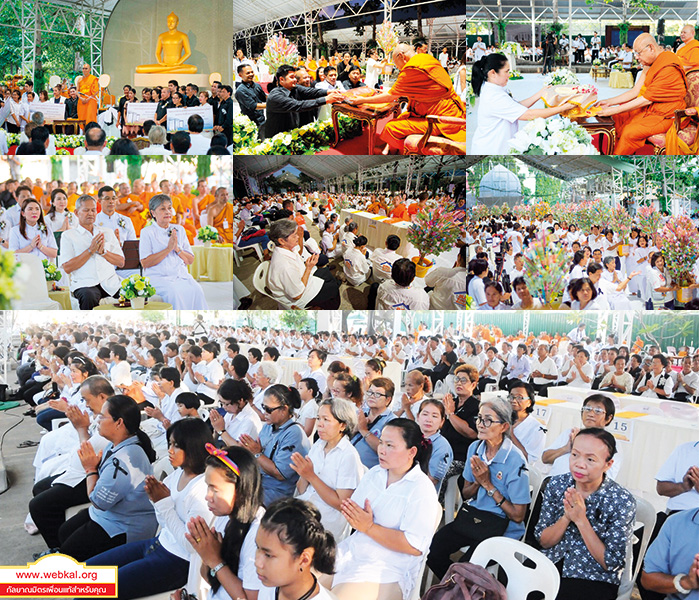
[676,39,699,69]
[77,74,99,129]
[197,193,214,212]
[366,201,384,214]
[306,59,318,80]
[319,57,329,69]
[171,194,196,243]
[117,194,147,236]
[390,203,410,220]
[408,202,425,216]
[383,53,466,152]
[613,51,687,155]
[66,193,80,212]
[212,204,234,243]
[32,185,43,201]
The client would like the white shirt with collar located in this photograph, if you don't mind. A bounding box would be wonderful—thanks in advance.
[267,246,323,308]
[371,247,402,282]
[187,133,212,155]
[59,224,124,295]
[376,279,430,310]
[95,211,137,242]
[425,266,467,310]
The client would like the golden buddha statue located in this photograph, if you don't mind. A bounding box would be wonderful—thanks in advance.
[136,12,198,74]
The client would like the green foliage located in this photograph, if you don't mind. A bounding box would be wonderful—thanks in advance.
[585,0,659,13]
[279,310,315,331]
[140,311,166,323]
[196,156,212,180]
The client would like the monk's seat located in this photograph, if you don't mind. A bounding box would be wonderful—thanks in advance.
[401,114,466,155]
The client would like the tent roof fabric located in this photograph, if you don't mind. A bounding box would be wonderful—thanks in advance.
[467,156,636,181]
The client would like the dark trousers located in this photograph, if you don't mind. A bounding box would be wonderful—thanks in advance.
[29,474,88,549]
[308,268,341,309]
[17,362,36,386]
[476,377,497,395]
[58,508,127,562]
[36,407,66,431]
[543,56,554,74]
[532,381,554,396]
[592,49,599,60]
[556,577,617,600]
[85,538,188,600]
[368,282,380,310]
[426,521,481,580]
[21,379,49,406]
[73,285,117,310]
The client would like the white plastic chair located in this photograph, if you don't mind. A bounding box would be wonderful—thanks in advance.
[409,502,443,600]
[443,474,462,525]
[616,495,656,600]
[233,240,263,266]
[252,261,301,309]
[152,455,174,481]
[65,502,91,521]
[470,536,560,600]
[13,254,61,310]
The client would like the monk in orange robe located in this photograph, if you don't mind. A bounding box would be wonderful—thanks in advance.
[345,44,466,153]
[390,200,409,221]
[195,180,214,225]
[676,25,699,70]
[408,192,429,216]
[65,182,80,212]
[596,34,687,155]
[77,64,99,130]
[116,182,147,236]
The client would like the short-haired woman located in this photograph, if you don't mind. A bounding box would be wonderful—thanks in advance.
[350,377,396,469]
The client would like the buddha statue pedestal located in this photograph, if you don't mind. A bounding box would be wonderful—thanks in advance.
[133,72,211,89]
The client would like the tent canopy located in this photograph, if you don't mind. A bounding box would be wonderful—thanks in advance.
[467,156,637,181]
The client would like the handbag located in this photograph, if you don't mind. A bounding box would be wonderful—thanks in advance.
[451,502,509,541]
[422,562,507,600]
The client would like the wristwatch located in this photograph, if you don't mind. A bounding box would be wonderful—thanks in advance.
[673,574,691,594]
[210,562,226,578]
[487,488,496,498]
[254,452,262,459]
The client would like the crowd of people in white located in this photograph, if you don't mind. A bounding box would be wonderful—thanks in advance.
[3,316,697,600]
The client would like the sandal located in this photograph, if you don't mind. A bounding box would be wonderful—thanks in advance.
[17,440,39,448]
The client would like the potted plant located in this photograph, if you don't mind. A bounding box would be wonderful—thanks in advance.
[407,204,465,278]
[659,216,699,303]
[523,230,570,308]
[197,225,219,247]
[42,259,62,292]
[120,274,156,309]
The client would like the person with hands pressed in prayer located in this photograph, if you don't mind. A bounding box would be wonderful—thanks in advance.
[9,198,58,259]
[535,429,636,600]
[350,377,397,470]
[209,380,262,446]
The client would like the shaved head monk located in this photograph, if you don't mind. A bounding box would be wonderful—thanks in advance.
[595,34,688,154]
[676,25,699,70]
[344,43,465,154]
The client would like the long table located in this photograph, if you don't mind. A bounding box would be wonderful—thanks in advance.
[340,210,414,255]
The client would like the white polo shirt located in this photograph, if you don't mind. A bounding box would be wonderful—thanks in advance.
[567,362,594,388]
[425,266,467,310]
[655,441,699,511]
[530,356,558,386]
[471,82,527,154]
[371,247,402,282]
[267,246,323,308]
[95,211,137,242]
[59,224,124,295]
[222,402,262,441]
[343,247,371,286]
[376,279,430,310]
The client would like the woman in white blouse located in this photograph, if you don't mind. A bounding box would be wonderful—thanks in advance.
[209,379,262,445]
[45,189,76,234]
[85,420,213,599]
[194,343,225,404]
[330,418,440,600]
[6,89,29,133]
[291,398,365,541]
[470,54,578,154]
[365,48,385,90]
[8,198,58,259]
[647,252,677,310]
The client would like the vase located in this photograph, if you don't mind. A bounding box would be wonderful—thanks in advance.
[46,281,54,293]
[411,256,433,278]
[676,286,693,304]
[618,244,629,257]
[204,241,212,248]
[131,296,146,310]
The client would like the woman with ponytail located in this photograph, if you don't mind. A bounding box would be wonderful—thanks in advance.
[58,394,158,561]
[254,498,337,600]
[470,53,579,154]
[330,418,441,600]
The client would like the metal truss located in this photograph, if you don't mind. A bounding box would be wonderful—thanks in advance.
[0,311,13,386]
[233,166,254,197]
[1,0,107,78]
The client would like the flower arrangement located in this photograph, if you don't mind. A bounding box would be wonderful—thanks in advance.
[499,41,523,58]
[529,200,552,221]
[472,205,492,221]
[261,34,300,73]
[660,216,699,287]
[376,21,399,56]
[612,62,626,72]
[197,225,219,243]
[592,59,602,66]
[546,68,579,86]
[523,230,570,307]
[509,70,524,80]
[120,274,156,300]
[509,117,596,155]
[7,133,117,150]
[0,249,24,309]
[407,203,465,268]
[637,205,664,238]
[232,115,260,151]
[42,259,62,283]
[608,205,634,242]
[573,199,610,232]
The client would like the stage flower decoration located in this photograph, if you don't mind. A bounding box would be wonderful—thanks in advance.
[0,249,24,309]
[546,68,579,86]
[637,205,664,238]
[523,230,570,307]
[592,59,602,66]
[262,34,300,73]
[407,203,465,269]
[612,62,626,72]
[529,200,551,220]
[42,259,62,283]
[376,21,399,56]
[609,205,634,242]
[232,115,260,151]
[120,274,156,300]
[660,216,699,287]
[509,117,596,155]
[499,41,523,58]
[197,225,219,243]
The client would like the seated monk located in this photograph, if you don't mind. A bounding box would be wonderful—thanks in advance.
[676,24,699,70]
[136,12,197,74]
[195,179,214,224]
[116,182,147,236]
[345,43,466,154]
[366,195,387,215]
[205,188,233,243]
[408,192,429,216]
[389,199,410,221]
[596,34,687,155]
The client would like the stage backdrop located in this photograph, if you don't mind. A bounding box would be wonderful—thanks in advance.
[103,0,233,90]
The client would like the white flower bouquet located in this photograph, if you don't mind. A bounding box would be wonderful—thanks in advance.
[499,42,523,58]
[546,68,579,86]
[509,117,598,155]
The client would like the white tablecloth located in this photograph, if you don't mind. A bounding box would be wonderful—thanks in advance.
[340,210,414,255]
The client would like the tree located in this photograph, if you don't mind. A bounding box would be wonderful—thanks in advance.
[141,311,166,323]
[280,310,315,331]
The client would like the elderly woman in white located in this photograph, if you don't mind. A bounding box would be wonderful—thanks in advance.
[8,198,58,260]
[266,219,341,310]
[139,194,208,310]
[470,53,580,154]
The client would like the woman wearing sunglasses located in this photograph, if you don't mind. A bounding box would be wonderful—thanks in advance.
[239,384,311,506]
[427,396,530,580]
[350,377,396,470]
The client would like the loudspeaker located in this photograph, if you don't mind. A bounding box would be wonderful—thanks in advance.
[657,19,665,36]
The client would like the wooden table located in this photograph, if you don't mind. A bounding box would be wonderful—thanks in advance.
[588,66,610,81]
[53,120,86,134]
[93,301,173,311]
[576,116,616,155]
[331,88,402,155]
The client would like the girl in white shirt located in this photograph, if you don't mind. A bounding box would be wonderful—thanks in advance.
[291,398,365,540]
[86,419,213,599]
[331,419,440,600]
[296,378,321,438]
[45,189,77,234]
[209,379,263,445]
[470,54,577,154]
[195,343,226,403]
[343,236,371,286]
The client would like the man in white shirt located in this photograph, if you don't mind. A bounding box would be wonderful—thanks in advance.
[591,32,601,61]
[472,37,487,61]
[60,196,125,310]
[186,114,212,155]
[371,234,402,282]
[95,185,137,244]
[636,354,675,398]
[83,126,107,155]
[567,323,586,343]
[674,355,699,402]
[501,343,531,389]
[373,258,430,310]
[529,344,558,395]
[439,48,449,68]
[425,245,467,310]
[233,49,257,85]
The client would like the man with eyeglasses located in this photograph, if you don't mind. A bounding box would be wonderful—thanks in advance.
[542,393,622,480]
[594,33,687,155]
